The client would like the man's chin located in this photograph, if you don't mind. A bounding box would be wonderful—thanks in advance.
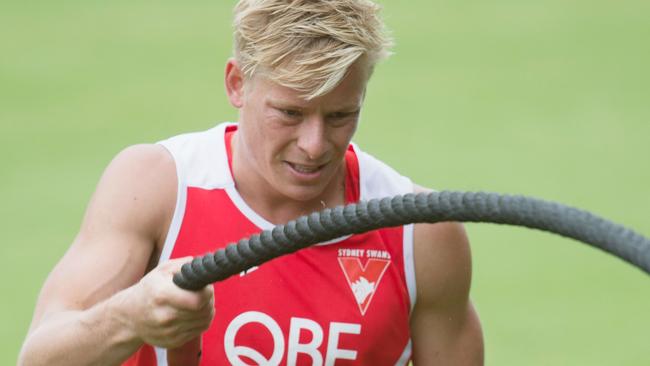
[277,183,330,205]
[283,188,324,203]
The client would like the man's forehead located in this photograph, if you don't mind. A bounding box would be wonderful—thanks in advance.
[265,87,365,110]
[254,68,368,108]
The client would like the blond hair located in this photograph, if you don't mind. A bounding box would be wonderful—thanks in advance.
[233,0,393,99]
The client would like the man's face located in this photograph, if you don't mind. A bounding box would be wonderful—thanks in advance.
[233,63,368,203]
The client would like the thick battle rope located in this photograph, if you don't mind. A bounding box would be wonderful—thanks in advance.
[173,191,650,290]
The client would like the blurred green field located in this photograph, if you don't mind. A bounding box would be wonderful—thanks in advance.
[1,0,649,364]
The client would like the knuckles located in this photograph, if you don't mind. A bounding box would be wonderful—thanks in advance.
[153,308,178,327]
[183,295,205,312]
[150,290,169,307]
[132,260,214,347]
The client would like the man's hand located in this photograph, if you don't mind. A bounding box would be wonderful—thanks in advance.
[122,257,215,349]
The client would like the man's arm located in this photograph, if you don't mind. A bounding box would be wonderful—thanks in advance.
[410,187,484,365]
[18,145,214,366]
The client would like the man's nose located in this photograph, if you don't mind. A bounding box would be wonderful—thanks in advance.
[296,116,328,161]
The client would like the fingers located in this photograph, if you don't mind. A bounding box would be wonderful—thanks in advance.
[129,258,215,348]
[164,296,215,327]
[158,256,194,274]
[167,281,214,312]
[140,304,212,348]
[150,257,214,311]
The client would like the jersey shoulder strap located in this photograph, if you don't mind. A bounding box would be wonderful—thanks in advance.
[352,143,414,199]
[157,122,235,190]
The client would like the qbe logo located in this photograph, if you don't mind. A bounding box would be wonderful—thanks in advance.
[224,311,361,366]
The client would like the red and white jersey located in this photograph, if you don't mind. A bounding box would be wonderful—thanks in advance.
[124,123,416,366]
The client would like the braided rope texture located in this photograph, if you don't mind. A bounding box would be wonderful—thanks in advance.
[173,191,650,290]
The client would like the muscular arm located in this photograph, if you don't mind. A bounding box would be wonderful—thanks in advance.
[18,145,213,366]
[410,187,484,365]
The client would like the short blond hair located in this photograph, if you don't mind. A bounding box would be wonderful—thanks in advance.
[233,0,393,99]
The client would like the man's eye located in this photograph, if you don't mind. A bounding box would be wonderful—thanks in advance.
[332,110,360,119]
[281,109,301,118]
[327,110,359,125]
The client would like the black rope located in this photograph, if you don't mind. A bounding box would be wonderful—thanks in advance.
[173,191,650,290]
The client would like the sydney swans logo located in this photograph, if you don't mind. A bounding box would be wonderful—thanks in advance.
[337,248,391,315]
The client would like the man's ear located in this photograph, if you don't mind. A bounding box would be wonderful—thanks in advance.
[225,58,245,108]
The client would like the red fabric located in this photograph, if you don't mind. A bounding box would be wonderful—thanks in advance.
[169,190,410,365]
[125,126,411,365]
[344,145,360,204]
[225,125,236,177]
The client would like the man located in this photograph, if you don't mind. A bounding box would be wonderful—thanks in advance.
[19,0,483,364]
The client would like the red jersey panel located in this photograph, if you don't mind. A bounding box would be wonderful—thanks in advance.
[123,123,415,365]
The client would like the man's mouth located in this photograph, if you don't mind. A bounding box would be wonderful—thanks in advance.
[285,161,326,175]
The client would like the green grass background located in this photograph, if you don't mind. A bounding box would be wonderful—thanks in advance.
[2,0,649,364]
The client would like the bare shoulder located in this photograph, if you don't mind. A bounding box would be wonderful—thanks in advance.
[77,143,178,269]
[99,143,176,197]
[29,144,177,329]
[412,184,472,306]
[86,144,177,240]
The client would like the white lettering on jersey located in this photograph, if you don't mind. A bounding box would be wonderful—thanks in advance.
[224,311,361,365]
[338,248,365,258]
[366,249,391,259]
[287,317,324,366]
[224,311,284,366]
[337,248,391,260]
[325,322,362,365]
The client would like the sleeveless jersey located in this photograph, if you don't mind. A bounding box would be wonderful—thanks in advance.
[123,123,416,366]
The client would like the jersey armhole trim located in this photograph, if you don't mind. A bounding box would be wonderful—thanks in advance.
[157,143,187,263]
[403,223,416,314]
[154,348,167,366]
[395,339,412,366]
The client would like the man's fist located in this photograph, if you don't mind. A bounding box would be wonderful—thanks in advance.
[120,257,215,349]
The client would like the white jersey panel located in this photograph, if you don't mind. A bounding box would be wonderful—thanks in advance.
[353,144,413,200]
[157,123,234,191]
[156,122,234,262]
[351,144,417,313]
